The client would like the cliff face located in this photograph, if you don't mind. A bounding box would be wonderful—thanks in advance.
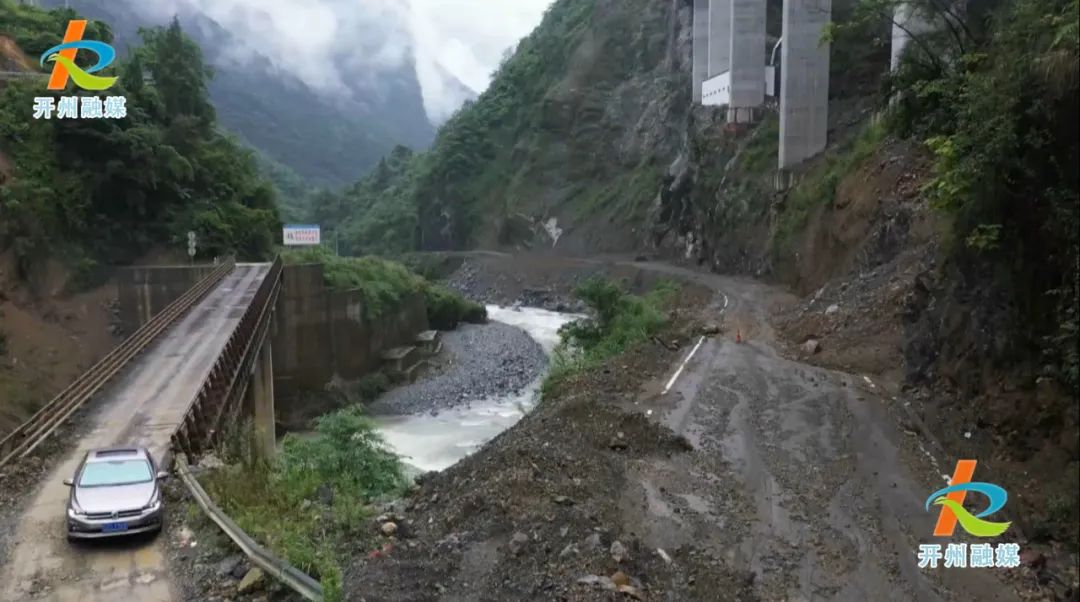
[412,0,694,253]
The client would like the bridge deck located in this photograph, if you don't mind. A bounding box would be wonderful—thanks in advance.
[1,263,271,602]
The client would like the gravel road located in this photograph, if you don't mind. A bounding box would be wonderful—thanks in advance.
[366,320,548,416]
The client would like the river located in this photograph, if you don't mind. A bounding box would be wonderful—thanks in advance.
[371,305,579,473]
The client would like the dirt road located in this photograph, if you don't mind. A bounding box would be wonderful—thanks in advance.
[0,264,269,602]
[623,260,1018,600]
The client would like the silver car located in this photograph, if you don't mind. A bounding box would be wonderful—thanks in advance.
[64,447,167,539]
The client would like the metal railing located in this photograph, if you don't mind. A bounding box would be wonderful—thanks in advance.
[174,456,322,601]
[0,259,236,470]
[171,256,283,461]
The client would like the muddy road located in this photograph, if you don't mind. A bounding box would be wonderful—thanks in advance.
[623,262,1017,601]
[0,264,270,602]
[348,253,1023,601]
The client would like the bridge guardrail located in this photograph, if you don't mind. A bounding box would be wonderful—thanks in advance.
[0,258,236,470]
[174,456,323,601]
[170,255,283,460]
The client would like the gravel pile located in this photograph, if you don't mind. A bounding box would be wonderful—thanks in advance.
[366,320,547,416]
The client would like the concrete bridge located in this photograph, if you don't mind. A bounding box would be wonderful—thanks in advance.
[0,255,437,600]
[0,259,281,601]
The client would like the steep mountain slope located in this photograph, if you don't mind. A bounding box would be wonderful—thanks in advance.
[43,0,435,185]
[348,0,1078,569]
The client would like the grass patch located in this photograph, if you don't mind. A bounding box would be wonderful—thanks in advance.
[282,246,486,327]
[542,277,678,395]
[773,119,886,254]
[201,408,407,601]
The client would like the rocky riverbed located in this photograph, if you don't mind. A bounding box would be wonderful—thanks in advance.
[366,318,548,416]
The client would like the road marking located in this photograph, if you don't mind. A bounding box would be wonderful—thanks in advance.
[723,293,729,309]
[662,336,706,395]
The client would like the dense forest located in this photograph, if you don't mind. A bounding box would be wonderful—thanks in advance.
[0,1,280,280]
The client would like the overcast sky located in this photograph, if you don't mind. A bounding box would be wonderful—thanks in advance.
[136,0,554,123]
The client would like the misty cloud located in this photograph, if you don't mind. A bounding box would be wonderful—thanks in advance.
[130,0,553,123]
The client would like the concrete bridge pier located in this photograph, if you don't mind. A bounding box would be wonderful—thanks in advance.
[247,339,276,459]
[778,0,832,169]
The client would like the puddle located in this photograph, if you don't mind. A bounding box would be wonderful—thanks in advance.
[371,305,581,473]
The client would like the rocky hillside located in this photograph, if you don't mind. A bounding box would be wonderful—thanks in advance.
[353,0,1079,561]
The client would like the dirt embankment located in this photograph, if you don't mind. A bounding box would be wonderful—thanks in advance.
[344,291,757,601]
[0,252,120,434]
[768,140,1079,589]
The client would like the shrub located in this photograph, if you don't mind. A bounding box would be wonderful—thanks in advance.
[283,246,486,328]
[202,406,406,596]
[424,284,487,330]
[543,278,678,393]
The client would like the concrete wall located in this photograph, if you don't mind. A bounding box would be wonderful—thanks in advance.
[708,0,732,77]
[779,0,831,168]
[692,0,711,102]
[116,265,216,333]
[728,0,767,119]
[272,263,429,401]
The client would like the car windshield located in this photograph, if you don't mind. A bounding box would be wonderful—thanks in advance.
[78,459,153,487]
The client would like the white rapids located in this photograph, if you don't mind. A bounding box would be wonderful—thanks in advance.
[371,305,579,473]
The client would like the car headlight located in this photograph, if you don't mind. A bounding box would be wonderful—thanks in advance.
[67,507,83,519]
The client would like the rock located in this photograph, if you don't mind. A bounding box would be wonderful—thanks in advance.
[584,533,602,550]
[316,484,334,506]
[618,584,645,599]
[610,540,630,563]
[611,571,630,587]
[230,560,250,580]
[237,568,265,594]
[701,323,721,336]
[577,575,617,591]
[803,339,821,354]
[197,454,225,470]
[553,495,575,506]
[656,548,673,564]
[559,544,577,559]
[609,436,628,451]
[381,522,398,537]
[825,304,840,315]
[509,531,529,556]
[215,555,243,577]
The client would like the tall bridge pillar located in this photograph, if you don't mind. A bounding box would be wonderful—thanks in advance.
[692,0,711,103]
[708,0,732,77]
[248,339,276,459]
[778,0,831,169]
[728,0,767,122]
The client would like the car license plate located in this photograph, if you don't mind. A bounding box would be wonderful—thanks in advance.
[102,522,128,532]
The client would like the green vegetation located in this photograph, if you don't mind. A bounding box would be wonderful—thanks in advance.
[544,278,678,394]
[282,245,486,327]
[0,4,279,278]
[203,408,407,600]
[834,0,1079,388]
[773,119,887,253]
[292,0,674,253]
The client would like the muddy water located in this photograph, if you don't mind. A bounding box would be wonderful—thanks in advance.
[371,306,579,473]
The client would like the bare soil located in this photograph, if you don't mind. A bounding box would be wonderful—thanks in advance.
[0,252,120,435]
[343,298,763,601]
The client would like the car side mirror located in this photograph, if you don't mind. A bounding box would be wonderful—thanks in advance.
[63,478,74,487]
[156,471,169,480]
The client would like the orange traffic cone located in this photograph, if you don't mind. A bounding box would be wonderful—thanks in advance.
[736,329,742,344]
